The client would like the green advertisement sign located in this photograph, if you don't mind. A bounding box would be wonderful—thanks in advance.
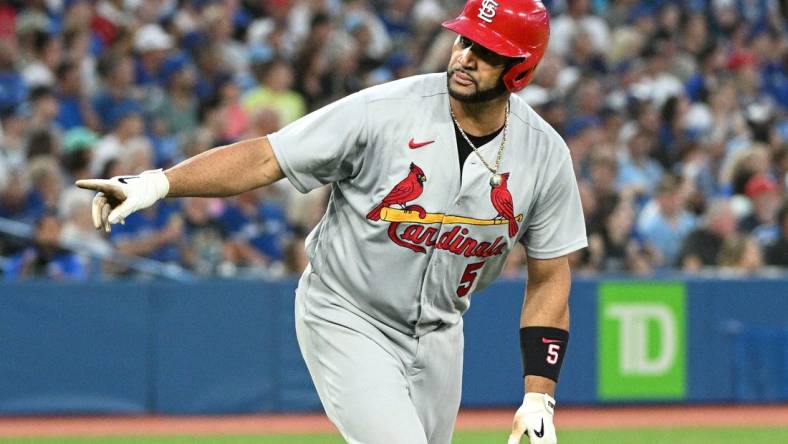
[598,282,686,400]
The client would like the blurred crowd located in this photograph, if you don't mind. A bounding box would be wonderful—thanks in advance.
[0,0,786,281]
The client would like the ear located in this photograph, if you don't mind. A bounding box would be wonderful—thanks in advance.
[502,172,510,179]
[410,162,415,169]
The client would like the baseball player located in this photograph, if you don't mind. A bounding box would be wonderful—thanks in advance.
[77,1,586,443]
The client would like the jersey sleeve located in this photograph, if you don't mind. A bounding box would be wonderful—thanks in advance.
[268,92,368,193]
[521,149,588,259]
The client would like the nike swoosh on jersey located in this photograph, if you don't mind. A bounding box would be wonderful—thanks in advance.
[408,138,435,149]
[542,337,564,344]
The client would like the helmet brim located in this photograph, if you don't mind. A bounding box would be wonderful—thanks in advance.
[442,16,527,59]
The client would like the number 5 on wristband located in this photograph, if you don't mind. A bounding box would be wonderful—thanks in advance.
[520,326,569,381]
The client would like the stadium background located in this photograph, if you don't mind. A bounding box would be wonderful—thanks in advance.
[1,0,787,442]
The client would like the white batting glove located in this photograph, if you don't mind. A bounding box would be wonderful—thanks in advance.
[507,393,557,444]
[76,169,170,232]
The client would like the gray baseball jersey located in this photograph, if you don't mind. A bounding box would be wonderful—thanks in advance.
[270,72,587,444]
[269,73,587,337]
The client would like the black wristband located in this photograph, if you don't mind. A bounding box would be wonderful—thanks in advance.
[520,326,569,382]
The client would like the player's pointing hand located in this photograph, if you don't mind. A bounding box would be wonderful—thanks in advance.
[75,169,170,233]
[507,393,557,444]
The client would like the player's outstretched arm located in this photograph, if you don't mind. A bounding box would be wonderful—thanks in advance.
[76,137,283,232]
[508,255,571,444]
[164,136,283,197]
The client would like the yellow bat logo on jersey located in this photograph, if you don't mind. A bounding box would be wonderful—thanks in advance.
[379,207,523,226]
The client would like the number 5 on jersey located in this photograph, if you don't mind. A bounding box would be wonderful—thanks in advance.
[456,261,485,297]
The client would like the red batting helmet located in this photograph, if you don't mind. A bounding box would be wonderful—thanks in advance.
[442,0,550,92]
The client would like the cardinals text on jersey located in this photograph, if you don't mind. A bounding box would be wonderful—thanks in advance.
[367,162,523,257]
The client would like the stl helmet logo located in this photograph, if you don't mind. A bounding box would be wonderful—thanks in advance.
[477,0,499,23]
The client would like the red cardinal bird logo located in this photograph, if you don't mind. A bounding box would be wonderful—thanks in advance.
[490,172,519,238]
[367,162,427,221]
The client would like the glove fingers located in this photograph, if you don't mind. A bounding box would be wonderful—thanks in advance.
[101,199,112,233]
[546,424,557,444]
[508,409,527,444]
[507,432,524,444]
[91,193,106,231]
[77,179,127,202]
[108,197,136,225]
[75,179,106,191]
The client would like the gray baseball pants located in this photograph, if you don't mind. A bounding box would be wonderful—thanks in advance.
[294,271,464,444]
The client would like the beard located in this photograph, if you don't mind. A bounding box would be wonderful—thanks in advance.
[446,69,508,103]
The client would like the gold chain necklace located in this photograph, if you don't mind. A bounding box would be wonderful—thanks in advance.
[450,100,510,187]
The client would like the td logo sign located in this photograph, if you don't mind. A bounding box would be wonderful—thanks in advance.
[598,282,686,400]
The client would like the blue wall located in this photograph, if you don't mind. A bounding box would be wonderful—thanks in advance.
[1,277,787,414]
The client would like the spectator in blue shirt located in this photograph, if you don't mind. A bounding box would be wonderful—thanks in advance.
[685,41,726,103]
[109,201,184,265]
[756,30,788,108]
[92,54,141,132]
[5,210,86,281]
[219,190,291,266]
[0,168,39,223]
[737,0,782,34]
[54,60,99,131]
[26,86,61,134]
[618,128,664,198]
[638,174,697,266]
[132,24,176,89]
[0,40,28,115]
